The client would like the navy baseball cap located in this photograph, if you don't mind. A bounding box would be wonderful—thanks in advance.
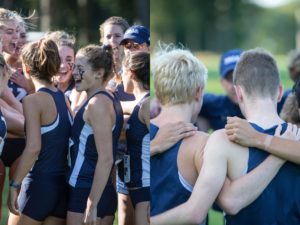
[120,25,150,45]
[220,49,242,78]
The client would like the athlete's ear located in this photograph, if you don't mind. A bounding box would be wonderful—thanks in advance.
[95,68,104,80]
[23,63,30,74]
[277,84,283,103]
[195,86,204,101]
[234,85,243,103]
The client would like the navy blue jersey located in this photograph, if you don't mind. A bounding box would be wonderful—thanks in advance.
[126,93,150,188]
[150,123,192,216]
[8,79,27,102]
[0,110,7,155]
[29,88,72,176]
[226,123,300,225]
[199,93,244,130]
[115,83,135,101]
[277,89,292,114]
[68,91,123,188]
[63,80,75,101]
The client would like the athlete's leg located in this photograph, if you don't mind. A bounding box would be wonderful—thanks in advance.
[0,159,6,220]
[7,213,19,225]
[135,201,149,225]
[99,215,114,225]
[67,211,83,225]
[13,214,42,225]
[118,193,135,225]
[42,216,65,225]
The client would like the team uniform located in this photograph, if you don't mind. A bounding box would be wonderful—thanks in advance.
[18,88,72,221]
[0,110,7,156]
[150,123,192,216]
[68,90,123,218]
[0,79,28,167]
[62,80,75,103]
[226,123,300,225]
[121,93,149,207]
[116,82,136,195]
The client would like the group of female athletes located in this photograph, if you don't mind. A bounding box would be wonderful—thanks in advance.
[0,8,150,225]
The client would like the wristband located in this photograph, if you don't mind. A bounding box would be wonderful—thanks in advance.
[9,180,21,189]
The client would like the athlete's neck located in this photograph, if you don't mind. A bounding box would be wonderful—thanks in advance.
[132,82,149,102]
[244,98,283,129]
[153,103,194,126]
[32,78,56,92]
[86,85,106,99]
[57,81,71,93]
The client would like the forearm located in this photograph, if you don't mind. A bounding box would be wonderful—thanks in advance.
[88,159,113,207]
[1,87,23,114]
[13,149,39,184]
[252,133,300,164]
[151,201,203,225]
[218,155,284,214]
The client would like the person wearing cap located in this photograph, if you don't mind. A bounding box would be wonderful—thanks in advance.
[120,25,150,56]
[198,49,244,132]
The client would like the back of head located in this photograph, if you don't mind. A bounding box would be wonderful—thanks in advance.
[152,45,207,106]
[233,48,280,100]
[123,51,149,90]
[77,44,113,82]
[21,38,61,83]
[46,30,76,50]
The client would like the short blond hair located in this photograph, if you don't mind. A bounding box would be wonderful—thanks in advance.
[152,45,207,105]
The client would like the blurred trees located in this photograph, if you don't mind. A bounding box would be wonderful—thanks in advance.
[151,0,298,53]
[0,0,149,46]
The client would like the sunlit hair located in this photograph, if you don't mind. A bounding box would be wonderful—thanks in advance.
[233,48,280,100]
[152,44,207,106]
[21,38,61,83]
[77,44,113,82]
[99,16,130,44]
[46,30,76,50]
[0,8,18,28]
[123,51,149,90]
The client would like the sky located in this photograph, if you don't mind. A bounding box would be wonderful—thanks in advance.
[249,0,296,8]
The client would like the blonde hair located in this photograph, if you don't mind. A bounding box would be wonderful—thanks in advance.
[152,44,207,105]
[0,8,18,28]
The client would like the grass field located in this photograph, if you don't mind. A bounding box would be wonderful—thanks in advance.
[0,52,293,225]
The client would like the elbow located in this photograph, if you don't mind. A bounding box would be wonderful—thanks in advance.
[219,195,241,215]
[26,143,41,156]
[99,154,113,168]
[187,205,206,225]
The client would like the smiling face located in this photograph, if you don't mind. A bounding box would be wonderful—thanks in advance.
[103,23,125,69]
[55,45,75,84]
[72,54,95,92]
[0,21,19,54]
[14,24,26,56]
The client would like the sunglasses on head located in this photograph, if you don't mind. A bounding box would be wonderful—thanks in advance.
[124,42,142,50]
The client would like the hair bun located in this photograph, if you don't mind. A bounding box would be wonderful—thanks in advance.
[102,44,112,54]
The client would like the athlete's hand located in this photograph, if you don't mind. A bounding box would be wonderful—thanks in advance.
[83,204,97,225]
[151,121,197,156]
[275,123,300,141]
[7,187,20,215]
[225,116,260,147]
[10,69,31,92]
